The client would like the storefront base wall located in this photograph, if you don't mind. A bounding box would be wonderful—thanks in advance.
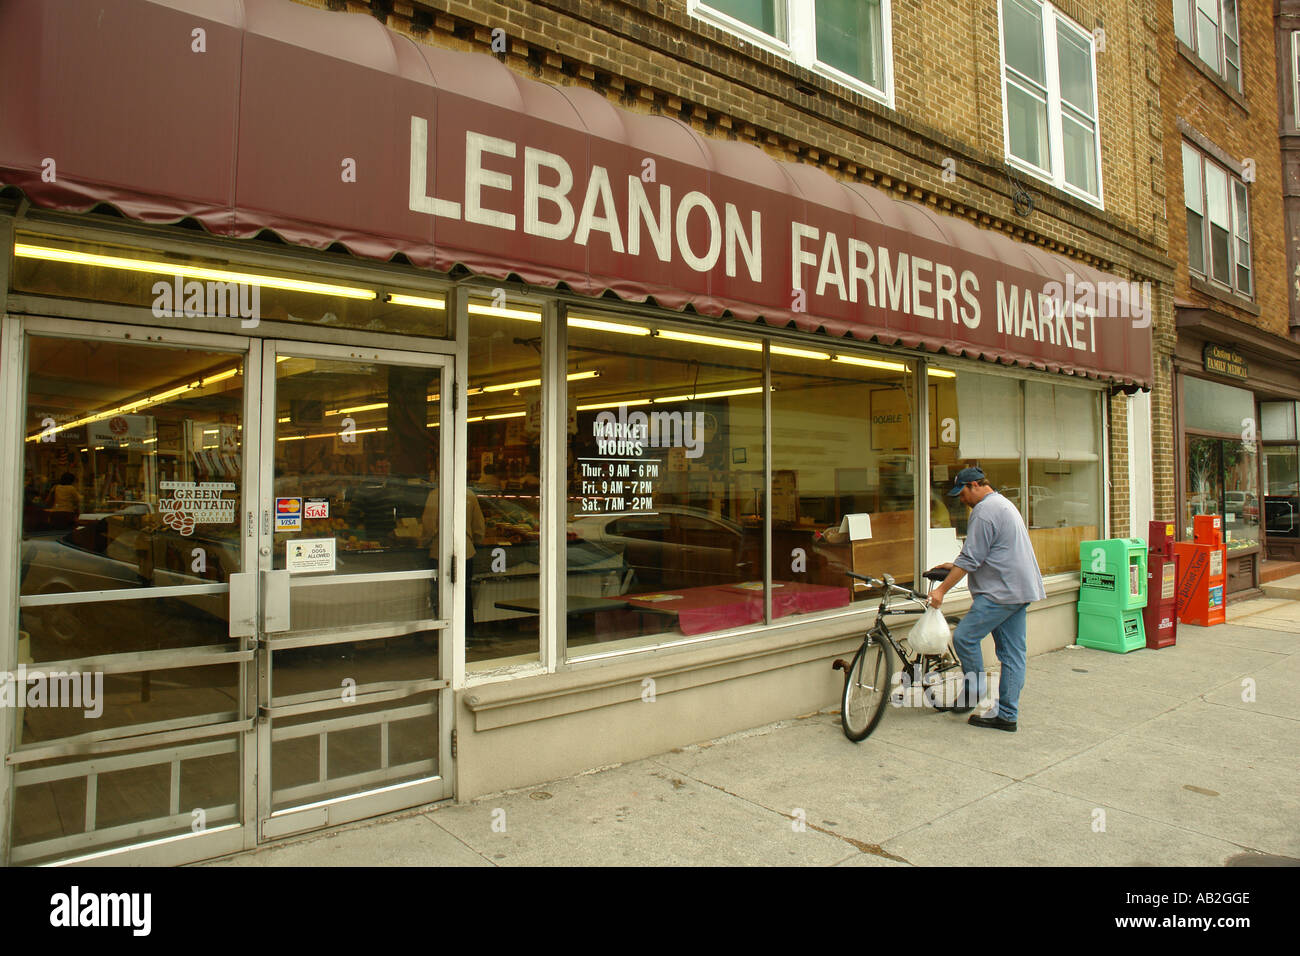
[454,582,1081,801]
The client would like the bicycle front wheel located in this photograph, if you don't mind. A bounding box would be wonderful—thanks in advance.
[841,638,893,742]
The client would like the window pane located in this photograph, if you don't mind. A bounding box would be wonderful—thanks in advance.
[1222,0,1240,50]
[465,302,543,667]
[1182,145,1203,213]
[565,320,764,652]
[1187,209,1206,274]
[1173,0,1192,46]
[929,370,1021,556]
[1261,401,1298,441]
[1184,436,1223,540]
[1061,112,1098,195]
[1183,376,1254,434]
[1056,23,1095,115]
[706,0,784,40]
[1223,440,1259,552]
[1003,0,1047,85]
[1006,82,1051,170]
[22,338,244,605]
[815,0,885,88]
[1263,446,1299,539]
[1209,223,1232,283]
[1196,9,1220,69]
[1204,163,1230,227]
[1025,383,1101,574]
[1232,179,1250,294]
[771,350,914,611]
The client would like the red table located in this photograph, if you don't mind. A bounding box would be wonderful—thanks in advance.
[613,581,850,635]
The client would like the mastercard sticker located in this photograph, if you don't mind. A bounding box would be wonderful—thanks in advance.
[275,497,302,531]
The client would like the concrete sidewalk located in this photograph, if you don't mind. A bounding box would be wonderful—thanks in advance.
[206,598,1299,867]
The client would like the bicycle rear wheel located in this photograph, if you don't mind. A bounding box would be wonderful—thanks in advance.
[841,637,893,742]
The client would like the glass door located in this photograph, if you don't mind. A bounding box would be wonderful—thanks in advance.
[253,342,452,841]
[9,320,258,865]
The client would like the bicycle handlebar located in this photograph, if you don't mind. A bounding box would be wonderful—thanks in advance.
[846,570,930,607]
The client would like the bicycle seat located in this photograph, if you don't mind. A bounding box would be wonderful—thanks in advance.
[922,568,950,584]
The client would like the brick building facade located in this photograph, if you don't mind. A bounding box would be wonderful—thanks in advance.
[1162,0,1300,582]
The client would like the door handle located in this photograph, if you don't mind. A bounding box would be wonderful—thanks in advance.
[262,569,291,633]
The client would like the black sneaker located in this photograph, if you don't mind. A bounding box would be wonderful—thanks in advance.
[968,713,1017,732]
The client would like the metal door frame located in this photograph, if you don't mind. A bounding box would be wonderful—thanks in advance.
[1,314,260,866]
[251,339,455,843]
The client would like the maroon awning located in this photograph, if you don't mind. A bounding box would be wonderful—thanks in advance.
[0,0,1152,388]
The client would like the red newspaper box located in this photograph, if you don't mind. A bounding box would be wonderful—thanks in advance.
[1144,520,1178,648]
[1173,515,1227,627]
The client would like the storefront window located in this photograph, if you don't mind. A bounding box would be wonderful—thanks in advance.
[1262,401,1299,541]
[11,232,450,338]
[1185,436,1259,552]
[930,368,1022,542]
[1026,382,1102,574]
[565,317,764,652]
[1264,446,1299,540]
[771,349,914,606]
[464,299,545,666]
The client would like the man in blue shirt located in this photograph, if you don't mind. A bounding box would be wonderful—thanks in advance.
[928,467,1046,732]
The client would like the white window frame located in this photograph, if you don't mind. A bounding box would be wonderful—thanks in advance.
[1292,31,1300,129]
[1172,0,1242,92]
[688,0,895,108]
[1182,141,1252,298]
[997,0,1104,208]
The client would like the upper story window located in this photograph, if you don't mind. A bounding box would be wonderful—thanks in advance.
[1173,0,1241,91]
[1292,31,1300,127]
[689,0,892,105]
[1182,142,1252,297]
[999,0,1102,205]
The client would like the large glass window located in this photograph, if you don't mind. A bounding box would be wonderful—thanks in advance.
[691,0,891,101]
[463,297,545,667]
[565,317,764,652]
[1000,0,1102,202]
[1026,382,1102,574]
[929,369,1102,574]
[1185,437,1258,552]
[1173,0,1241,92]
[1261,401,1299,541]
[771,349,915,607]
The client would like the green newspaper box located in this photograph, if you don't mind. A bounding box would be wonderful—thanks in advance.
[1077,538,1148,653]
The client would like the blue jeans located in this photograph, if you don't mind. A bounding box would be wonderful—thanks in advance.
[951,594,1029,722]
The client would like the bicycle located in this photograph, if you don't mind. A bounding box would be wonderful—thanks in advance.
[831,568,967,742]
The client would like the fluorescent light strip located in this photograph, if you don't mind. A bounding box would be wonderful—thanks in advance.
[387,293,446,310]
[472,370,600,396]
[567,316,651,336]
[277,426,387,443]
[771,345,831,360]
[833,355,908,372]
[655,329,761,351]
[466,412,527,423]
[576,386,763,411]
[15,244,376,300]
[927,368,957,378]
[468,303,541,321]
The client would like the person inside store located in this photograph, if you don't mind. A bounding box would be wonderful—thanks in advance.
[926,466,1045,733]
[421,479,486,638]
[45,472,82,528]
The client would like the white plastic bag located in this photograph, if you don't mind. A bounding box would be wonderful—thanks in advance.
[910,606,951,655]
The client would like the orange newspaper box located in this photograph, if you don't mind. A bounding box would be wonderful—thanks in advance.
[1172,515,1227,627]
[1143,521,1179,648]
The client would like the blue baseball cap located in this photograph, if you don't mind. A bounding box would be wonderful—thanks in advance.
[946,466,986,496]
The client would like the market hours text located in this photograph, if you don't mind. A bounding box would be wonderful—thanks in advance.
[578,458,659,516]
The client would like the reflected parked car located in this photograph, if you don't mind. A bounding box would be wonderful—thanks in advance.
[568,505,756,591]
